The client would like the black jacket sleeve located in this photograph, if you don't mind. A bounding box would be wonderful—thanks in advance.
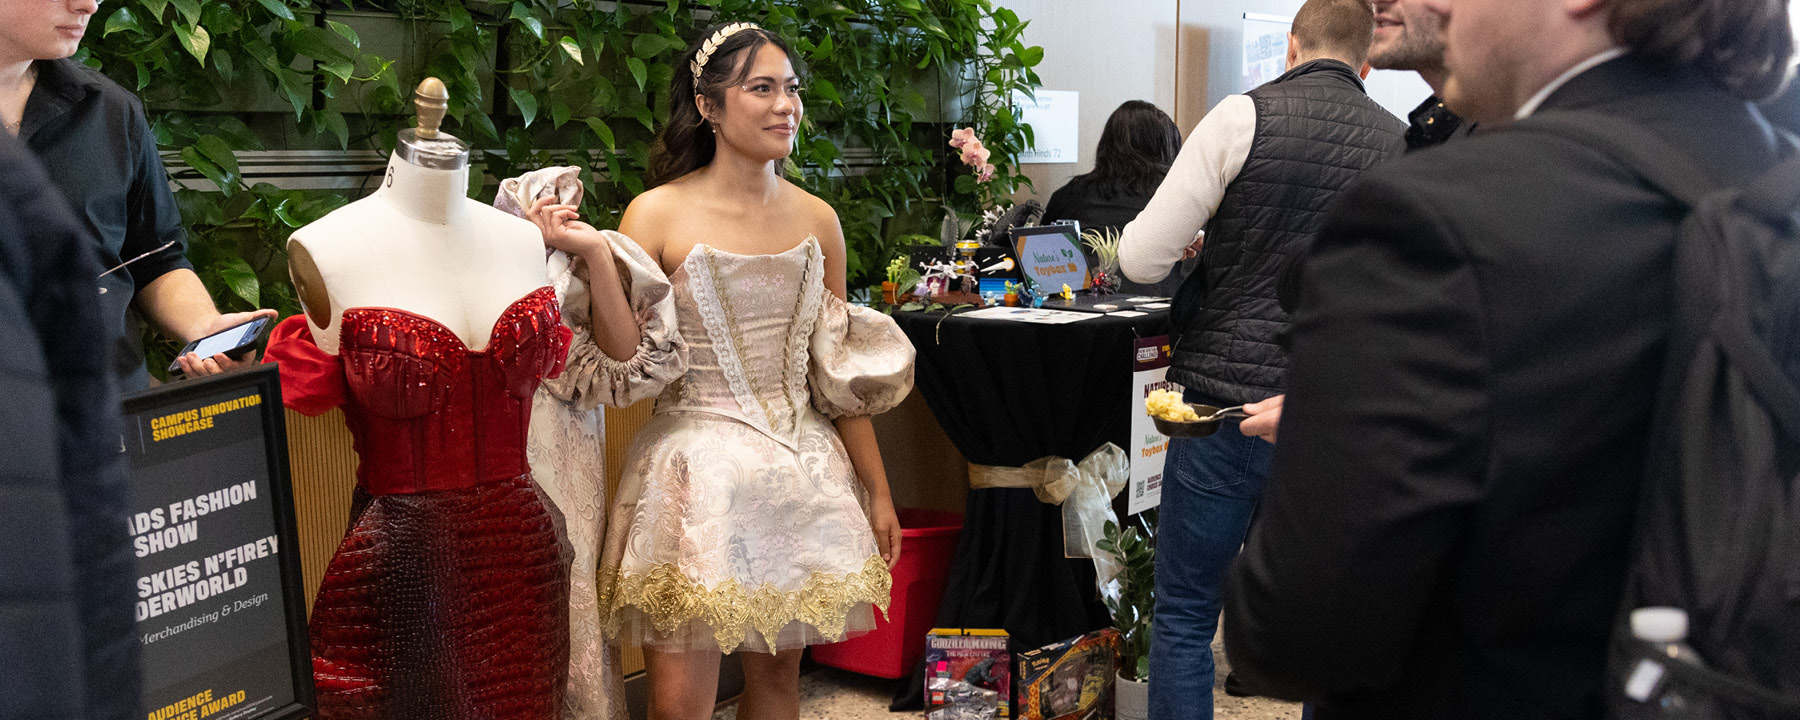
[1222,171,1491,700]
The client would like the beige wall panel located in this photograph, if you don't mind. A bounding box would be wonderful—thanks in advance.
[1005,0,1180,208]
[1177,0,1307,133]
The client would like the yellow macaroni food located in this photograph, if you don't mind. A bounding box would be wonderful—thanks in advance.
[1146,389,1201,422]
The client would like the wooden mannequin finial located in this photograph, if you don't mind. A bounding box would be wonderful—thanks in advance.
[414,78,450,138]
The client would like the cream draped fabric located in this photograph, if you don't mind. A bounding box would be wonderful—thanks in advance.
[496,167,685,720]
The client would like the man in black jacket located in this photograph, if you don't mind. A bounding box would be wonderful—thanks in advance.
[1117,1,1405,717]
[1222,0,1794,717]
[0,134,139,719]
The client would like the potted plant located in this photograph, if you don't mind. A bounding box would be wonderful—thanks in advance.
[1098,516,1155,720]
[884,256,921,306]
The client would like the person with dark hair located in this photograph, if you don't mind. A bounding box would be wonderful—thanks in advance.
[1224,0,1795,716]
[0,0,274,389]
[524,21,915,720]
[1113,0,1406,718]
[1041,100,1184,296]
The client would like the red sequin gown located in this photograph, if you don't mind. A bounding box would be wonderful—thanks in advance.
[265,287,573,720]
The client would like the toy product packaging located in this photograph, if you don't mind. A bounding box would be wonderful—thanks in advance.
[1016,629,1121,720]
[924,628,1012,720]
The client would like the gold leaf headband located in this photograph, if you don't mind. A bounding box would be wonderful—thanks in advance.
[690,22,763,83]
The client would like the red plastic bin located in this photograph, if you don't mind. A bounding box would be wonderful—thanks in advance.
[811,508,964,678]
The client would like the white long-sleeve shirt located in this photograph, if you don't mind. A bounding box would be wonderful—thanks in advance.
[1118,95,1256,284]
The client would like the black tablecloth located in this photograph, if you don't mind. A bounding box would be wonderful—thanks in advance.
[888,308,1170,709]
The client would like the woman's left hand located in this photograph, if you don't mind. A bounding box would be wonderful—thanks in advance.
[870,496,903,568]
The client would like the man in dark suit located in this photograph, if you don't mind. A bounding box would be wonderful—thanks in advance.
[1221,0,1794,717]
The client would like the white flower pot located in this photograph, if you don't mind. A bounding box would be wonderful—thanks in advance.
[1115,671,1149,720]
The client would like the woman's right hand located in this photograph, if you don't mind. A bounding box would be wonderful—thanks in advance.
[526,195,609,260]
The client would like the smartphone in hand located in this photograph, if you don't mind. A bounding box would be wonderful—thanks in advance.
[167,316,273,374]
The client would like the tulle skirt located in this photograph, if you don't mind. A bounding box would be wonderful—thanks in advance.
[598,410,891,654]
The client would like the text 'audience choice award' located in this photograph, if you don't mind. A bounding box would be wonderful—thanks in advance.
[124,365,313,720]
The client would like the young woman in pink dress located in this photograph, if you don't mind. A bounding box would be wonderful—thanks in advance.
[525,22,915,720]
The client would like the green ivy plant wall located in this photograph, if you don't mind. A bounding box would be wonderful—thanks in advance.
[81,0,1042,374]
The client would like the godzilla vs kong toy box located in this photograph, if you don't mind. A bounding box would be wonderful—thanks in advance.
[924,628,1011,719]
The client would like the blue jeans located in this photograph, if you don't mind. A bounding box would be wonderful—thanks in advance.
[1147,411,1274,720]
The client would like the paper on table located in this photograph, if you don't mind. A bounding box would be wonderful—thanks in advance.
[958,307,1100,324]
[1138,302,1171,310]
[1107,310,1149,318]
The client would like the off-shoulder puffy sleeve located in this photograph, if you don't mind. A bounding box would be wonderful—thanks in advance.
[262,315,348,416]
[542,230,687,411]
[808,292,915,418]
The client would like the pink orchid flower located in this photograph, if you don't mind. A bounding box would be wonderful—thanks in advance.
[961,142,992,167]
[949,127,976,149]
[976,163,997,183]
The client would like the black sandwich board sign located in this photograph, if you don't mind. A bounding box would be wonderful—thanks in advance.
[122,365,312,720]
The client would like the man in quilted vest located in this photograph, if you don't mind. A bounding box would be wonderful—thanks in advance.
[1116,1,1405,717]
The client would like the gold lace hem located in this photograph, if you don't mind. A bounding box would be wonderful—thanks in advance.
[599,555,892,651]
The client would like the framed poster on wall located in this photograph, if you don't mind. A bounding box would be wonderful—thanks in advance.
[123,365,313,720]
[1240,12,1432,120]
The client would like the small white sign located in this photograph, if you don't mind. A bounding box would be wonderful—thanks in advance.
[1014,90,1079,164]
[1128,336,1173,515]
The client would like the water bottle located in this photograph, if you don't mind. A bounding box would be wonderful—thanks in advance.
[1622,607,1708,718]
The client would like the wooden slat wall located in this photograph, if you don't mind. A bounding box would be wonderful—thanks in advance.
[602,400,655,676]
[284,408,356,617]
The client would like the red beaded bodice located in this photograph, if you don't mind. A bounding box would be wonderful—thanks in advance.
[267,286,572,495]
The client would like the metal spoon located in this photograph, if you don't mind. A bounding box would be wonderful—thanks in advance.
[1197,404,1248,422]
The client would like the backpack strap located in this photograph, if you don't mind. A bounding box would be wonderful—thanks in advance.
[1515,112,1800,444]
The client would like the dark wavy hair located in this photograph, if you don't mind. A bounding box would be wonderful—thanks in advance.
[1608,0,1794,100]
[646,24,803,188]
[1079,101,1181,200]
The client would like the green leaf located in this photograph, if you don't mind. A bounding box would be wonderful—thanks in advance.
[179,146,230,192]
[218,257,260,307]
[327,20,359,48]
[509,4,543,41]
[173,24,210,65]
[630,105,653,131]
[193,134,239,178]
[509,88,538,127]
[1019,45,1045,67]
[253,0,293,21]
[631,33,667,58]
[810,78,840,106]
[104,8,141,36]
[319,110,348,150]
[914,13,948,39]
[559,36,583,65]
[320,59,353,83]
[140,0,168,22]
[626,57,647,92]
[583,117,615,149]
[446,2,473,32]
[551,97,571,129]
[170,0,201,26]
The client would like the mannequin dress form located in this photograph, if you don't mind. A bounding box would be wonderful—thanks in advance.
[265,79,573,720]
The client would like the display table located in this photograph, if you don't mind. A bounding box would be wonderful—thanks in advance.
[888,307,1170,708]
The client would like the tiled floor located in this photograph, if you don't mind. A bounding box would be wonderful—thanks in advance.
[711,634,1301,719]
